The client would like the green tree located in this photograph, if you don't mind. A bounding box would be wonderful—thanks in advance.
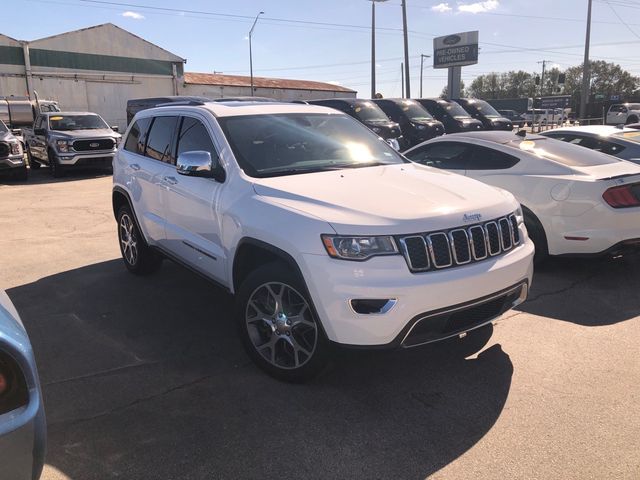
[439,80,466,99]
[564,60,639,105]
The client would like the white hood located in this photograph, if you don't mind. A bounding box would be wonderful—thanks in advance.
[252,163,517,235]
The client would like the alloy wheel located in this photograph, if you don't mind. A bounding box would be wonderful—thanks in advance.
[119,213,138,266]
[245,282,318,370]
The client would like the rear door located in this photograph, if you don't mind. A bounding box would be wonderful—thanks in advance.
[121,115,178,243]
[160,114,227,283]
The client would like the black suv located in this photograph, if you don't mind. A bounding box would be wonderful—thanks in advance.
[372,98,444,149]
[416,98,483,134]
[307,98,403,150]
[454,99,513,131]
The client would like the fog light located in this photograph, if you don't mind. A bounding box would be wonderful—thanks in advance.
[350,299,397,314]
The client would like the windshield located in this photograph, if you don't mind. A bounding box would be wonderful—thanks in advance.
[218,113,407,178]
[614,131,640,144]
[399,101,434,122]
[48,114,109,131]
[353,101,390,123]
[442,101,472,119]
[508,137,619,167]
[469,100,502,118]
[0,120,7,134]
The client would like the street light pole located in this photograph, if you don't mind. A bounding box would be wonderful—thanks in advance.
[420,54,431,98]
[580,0,592,121]
[370,0,389,99]
[401,0,411,98]
[249,11,264,97]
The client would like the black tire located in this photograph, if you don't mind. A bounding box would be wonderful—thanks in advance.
[627,116,638,125]
[26,147,40,169]
[47,149,64,178]
[235,262,329,382]
[524,210,548,264]
[116,205,162,275]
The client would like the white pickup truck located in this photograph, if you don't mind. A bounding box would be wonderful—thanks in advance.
[606,103,640,126]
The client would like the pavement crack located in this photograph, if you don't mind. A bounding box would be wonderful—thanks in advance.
[51,374,213,426]
[525,273,598,303]
[43,360,161,387]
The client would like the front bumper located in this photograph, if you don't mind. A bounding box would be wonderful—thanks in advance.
[56,150,115,167]
[0,401,46,480]
[300,238,534,346]
[0,155,26,170]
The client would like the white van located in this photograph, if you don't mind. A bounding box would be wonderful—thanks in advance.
[606,103,640,125]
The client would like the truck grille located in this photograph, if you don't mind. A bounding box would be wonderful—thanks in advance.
[397,213,521,273]
[73,138,114,151]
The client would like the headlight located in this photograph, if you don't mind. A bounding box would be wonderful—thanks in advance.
[371,127,381,133]
[114,137,121,147]
[56,139,70,152]
[515,206,524,225]
[414,123,427,130]
[9,141,21,155]
[321,235,398,261]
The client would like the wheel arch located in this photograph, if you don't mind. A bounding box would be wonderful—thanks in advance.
[112,187,148,245]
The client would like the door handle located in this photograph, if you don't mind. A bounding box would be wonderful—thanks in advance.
[130,163,141,171]
[163,176,178,185]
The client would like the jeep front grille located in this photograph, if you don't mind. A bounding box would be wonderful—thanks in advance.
[397,213,521,273]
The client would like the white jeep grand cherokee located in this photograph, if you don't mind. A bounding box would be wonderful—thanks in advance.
[112,100,534,381]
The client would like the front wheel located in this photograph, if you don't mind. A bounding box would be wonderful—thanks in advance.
[116,205,162,275]
[47,150,64,178]
[27,147,40,169]
[524,212,548,264]
[236,263,329,382]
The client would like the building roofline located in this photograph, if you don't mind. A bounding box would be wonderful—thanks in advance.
[184,72,356,93]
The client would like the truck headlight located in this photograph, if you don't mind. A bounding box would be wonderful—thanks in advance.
[413,123,427,130]
[321,235,398,261]
[9,141,21,155]
[56,139,70,153]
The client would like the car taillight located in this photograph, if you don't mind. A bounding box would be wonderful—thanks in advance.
[0,351,29,415]
[602,183,640,208]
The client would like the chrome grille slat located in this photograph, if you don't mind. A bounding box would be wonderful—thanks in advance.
[397,213,520,273]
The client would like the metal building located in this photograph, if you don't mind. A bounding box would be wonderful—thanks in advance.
[0,24,185,129]
[181,73,356,101]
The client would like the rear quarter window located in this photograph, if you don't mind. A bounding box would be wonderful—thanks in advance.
[509,138,619,167]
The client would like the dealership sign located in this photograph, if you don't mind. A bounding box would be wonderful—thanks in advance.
[538,95,571,109]
[433,31,479,69]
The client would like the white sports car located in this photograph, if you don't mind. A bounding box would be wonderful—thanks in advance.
[403,131,640,260]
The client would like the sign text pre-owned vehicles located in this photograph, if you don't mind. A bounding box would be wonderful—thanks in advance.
[112,100,534,382]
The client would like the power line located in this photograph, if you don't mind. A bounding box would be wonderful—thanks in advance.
[602,0,640,40]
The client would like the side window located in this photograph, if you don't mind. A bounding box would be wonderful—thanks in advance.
[145,116,178,164]
[35,116,43,129]
[467,146,520,170]
[593,139,625,156]
[124,117,152,156]
[176,117,219,163]
[405,142,469,170]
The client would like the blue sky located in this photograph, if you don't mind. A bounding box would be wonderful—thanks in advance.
[6,0,640,98]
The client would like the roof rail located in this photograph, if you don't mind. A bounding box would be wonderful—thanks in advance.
[155,100,208,107]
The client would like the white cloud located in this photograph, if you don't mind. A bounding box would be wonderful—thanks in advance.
[121,11,145,20]
[457,1,499,14]
[431,2,452,13]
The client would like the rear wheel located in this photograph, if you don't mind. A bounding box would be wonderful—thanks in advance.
[626,116,638,125]
[116,205,162,275]
[236,262,329,382]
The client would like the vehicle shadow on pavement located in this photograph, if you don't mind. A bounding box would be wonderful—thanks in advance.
[0,167,111,186]
[8,259,513,480]
[516,254,640,325]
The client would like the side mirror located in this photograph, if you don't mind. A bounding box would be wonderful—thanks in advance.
[176,150,225,182]
[34,128,45,136]
[111,126,119,132]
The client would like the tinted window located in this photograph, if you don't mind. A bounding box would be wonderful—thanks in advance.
[405,142,469,170]
[35,116,44,129]
[609,105,625,113]
[49,114,109,131]
[441,101,472,119]
[352,101,389,123]
[145,116,178,163]
[176,117,218,162]
[124,117,152,155]
[506,138,619,166]
[468,146,520,170]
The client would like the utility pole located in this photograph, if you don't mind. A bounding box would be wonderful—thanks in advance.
[419,54,431,98]
[249,11,264,97]
[401,62,404,98]
[370,0,390,99]
[537,60,549,97]
[580,0,593,121]
[401,0,410,98]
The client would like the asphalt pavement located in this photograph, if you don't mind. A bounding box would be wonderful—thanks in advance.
[1,169,639,480]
